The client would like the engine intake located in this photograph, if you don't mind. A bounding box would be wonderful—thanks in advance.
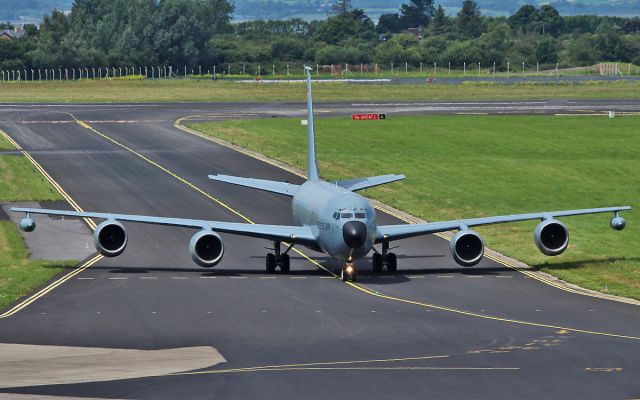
[189,230,224,268]
[94,220,127,257]
[450,229,484,267]
[534,219,569,256]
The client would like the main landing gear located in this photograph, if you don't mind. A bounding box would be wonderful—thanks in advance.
[372,241,397,273]
[266,241,293,273]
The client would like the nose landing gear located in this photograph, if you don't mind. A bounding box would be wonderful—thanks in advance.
[341,263,357,282]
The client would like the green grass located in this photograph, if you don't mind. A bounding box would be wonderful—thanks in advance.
[0,150,68,310]
[0,221,71,309]
[0,134,13,150]
[0,156,63,201]
[191,115,640,300]
[0,79,639,103]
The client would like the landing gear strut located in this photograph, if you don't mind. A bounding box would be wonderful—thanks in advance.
[266,241,293,274]
[372,241,397,273]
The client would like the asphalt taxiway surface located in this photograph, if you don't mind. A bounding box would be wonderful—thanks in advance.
[0,100,639,399]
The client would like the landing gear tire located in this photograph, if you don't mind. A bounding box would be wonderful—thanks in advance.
[266,253,276,273]
[386,253,397,273]
[280,254,290,273]
[372,253,383,273]
[341,264,357,282]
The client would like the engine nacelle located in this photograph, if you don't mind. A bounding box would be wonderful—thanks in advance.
[534,219,569,256]
[93,220,128,257]
[610,216,626,231]
[19,217,36,232]
[189,230,224,268]
[450,229,484,267]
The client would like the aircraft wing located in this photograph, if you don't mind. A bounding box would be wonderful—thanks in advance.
[11,207,317,245]
[376,206,631,242]
[337,174,405,192]
[208,175,300,196]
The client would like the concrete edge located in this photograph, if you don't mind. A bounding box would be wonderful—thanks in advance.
[174,119,640,307]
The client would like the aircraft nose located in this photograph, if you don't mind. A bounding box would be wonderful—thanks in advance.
[343,221,367,249]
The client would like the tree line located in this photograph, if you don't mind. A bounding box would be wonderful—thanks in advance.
[1,0,639,72]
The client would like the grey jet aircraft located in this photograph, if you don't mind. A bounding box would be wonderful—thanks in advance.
[12,67,631,281]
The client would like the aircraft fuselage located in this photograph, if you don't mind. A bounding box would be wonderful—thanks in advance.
[292,180,377,262]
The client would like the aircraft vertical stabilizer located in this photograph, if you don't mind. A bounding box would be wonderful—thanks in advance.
[304,66,320,181]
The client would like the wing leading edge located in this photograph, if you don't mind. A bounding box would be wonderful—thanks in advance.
[11,207,317,245]
[376,206,631,242]
[337,174,405,192]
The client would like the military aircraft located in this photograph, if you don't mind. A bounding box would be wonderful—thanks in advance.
[12,67,630,281]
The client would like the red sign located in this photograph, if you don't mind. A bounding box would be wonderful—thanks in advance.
[352,113,386,121]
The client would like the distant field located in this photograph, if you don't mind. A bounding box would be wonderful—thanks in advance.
[0,79,640,103]
[191,114,640,300]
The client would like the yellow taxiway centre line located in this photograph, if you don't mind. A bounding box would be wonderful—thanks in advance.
[73,114,340,278]
[69,116,640,341]
[0,255,103,319]
[174,116,633,305]
[343,280,640,341]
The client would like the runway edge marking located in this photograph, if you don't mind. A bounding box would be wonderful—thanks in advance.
[63,116,639,340]
[0,129,103,318]
[174,115,640,307]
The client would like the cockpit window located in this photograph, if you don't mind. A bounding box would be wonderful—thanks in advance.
[340,213,353,219]
[333,212,340,220]
[355,212,366,219]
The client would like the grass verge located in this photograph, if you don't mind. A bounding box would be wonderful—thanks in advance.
[190,114,640,300]
[0,79,639,103]
[0,156,63,201]
[0,222,71,309]
[0,149,69,310]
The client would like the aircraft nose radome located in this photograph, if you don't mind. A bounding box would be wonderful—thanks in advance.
[343,221,367,249]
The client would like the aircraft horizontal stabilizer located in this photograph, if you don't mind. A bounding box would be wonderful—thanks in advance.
[208,174,300,196]
[337,174,405,192]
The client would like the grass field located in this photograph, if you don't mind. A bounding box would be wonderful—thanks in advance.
[0,79,639,103]
[191,114,640,300]
[0,222,71,309]
[0,143,68,310]
[0,156,63,202]
[0,134,13,150]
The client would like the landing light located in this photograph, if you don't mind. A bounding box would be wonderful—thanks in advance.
[346,265,354,274]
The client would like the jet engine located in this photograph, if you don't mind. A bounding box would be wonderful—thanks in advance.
[450,229,484,267]
[19,217,36,232]
[610,216,626,231]
[189,230,224,268]
[94,220,128,257]
[534,219,569,256]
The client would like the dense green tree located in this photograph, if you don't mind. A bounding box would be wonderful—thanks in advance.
[536,36,558,64]
[377,13,402,34]
[457,0,483,38]
[313,9,375,45]
[538,5,564,36]
[429,5,449,35]
[399,0,435,29]
[508,5,538,34]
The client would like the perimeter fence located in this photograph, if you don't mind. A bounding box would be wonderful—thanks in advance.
[1,62,639,82]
